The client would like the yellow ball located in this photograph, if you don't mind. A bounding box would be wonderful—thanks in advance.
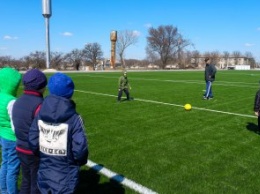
[184,103,192,111]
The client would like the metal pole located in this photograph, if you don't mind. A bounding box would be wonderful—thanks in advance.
[45,17,50,69]
[42,0,52,69]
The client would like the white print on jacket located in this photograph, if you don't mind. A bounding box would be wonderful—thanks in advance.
[38,120,68,156]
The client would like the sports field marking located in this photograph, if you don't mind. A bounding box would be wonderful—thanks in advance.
[75,89,256,118]
[76,89,254,193]
[86,160,158,194]
[133,97,256,118]
[77,74,258,88]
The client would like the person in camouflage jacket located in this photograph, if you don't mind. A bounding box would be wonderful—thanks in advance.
[117,71,133,102]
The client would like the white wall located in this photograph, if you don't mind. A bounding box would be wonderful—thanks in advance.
[235,65,250,70]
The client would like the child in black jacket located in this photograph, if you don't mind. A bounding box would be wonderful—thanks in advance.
[12,68,47,194]
[254,84,260,131]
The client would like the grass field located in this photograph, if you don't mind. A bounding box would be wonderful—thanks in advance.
[20,70,260,193]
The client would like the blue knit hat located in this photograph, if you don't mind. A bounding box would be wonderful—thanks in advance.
[23,69,47,90]
[48,73,74,99]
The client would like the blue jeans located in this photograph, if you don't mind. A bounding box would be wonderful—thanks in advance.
[0,138,20,194]
[204,81,213,98]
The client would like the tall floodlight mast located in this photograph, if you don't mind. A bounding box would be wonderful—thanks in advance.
[42,0,52,69]
[110,31,117,69]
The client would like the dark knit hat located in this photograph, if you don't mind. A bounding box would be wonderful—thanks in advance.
[23,69,47,90]
[48,73,74,99]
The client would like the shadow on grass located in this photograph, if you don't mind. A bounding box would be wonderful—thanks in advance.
[246,122,260,135]
[74,169,125,194]
[118,98,134,103]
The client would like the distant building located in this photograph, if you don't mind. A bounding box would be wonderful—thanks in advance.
[191,56,253,69]
[147,64,159,69]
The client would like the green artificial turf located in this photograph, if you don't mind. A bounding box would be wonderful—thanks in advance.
[14,70,260,193]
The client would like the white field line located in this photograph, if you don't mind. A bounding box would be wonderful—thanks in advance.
[77,74,259,88]
[76,88,254,193]
[75,90,159,193]
[86,160,158,194]
[75,89,256,118]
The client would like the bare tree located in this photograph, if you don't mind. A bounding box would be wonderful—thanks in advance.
[191,50,200,67]
[223,51,230,68]
[244,51,255,68]
[146,25,191,69]
[0,56,26,70]
[210,51,221,66]
[244,51,253,59]
[116,30,138,68]
[124,59,140,68]
[50,52,64,70]
[232,51,241,65]
[82,43,103,70]
[232,51,241,57]
[0,56,14,68]
[145,47,159,64]
[64,49,84,70]
[176,36,192,68]
[22,51,46,69]
[183,51,192,67]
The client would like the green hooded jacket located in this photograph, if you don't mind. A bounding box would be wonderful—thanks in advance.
[0,67,21,141]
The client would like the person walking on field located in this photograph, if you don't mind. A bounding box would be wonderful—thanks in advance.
[117,71,133,102]
[29,72,89,194]
[0,67,21,194]
[254,81,260,131]
[12,69,47,194]
[203,57,217,100]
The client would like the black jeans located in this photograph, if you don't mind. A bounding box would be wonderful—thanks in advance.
[17,151,41,194]
[117,88,130,101]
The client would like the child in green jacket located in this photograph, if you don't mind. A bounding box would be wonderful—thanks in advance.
[0,67,21,194]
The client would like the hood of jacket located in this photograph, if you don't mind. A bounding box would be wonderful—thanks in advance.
[0,67,21,96]
[39,95,76,123]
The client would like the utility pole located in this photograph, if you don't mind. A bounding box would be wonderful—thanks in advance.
[42,0,52,69]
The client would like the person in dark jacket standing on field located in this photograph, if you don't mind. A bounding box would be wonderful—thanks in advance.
[117,71,133,102]
[29,72,89,194]
[12,69,47,194]
[254,81,260,131]
[203,57,217,100]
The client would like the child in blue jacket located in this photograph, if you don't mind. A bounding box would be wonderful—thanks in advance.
[29,72,89,194]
